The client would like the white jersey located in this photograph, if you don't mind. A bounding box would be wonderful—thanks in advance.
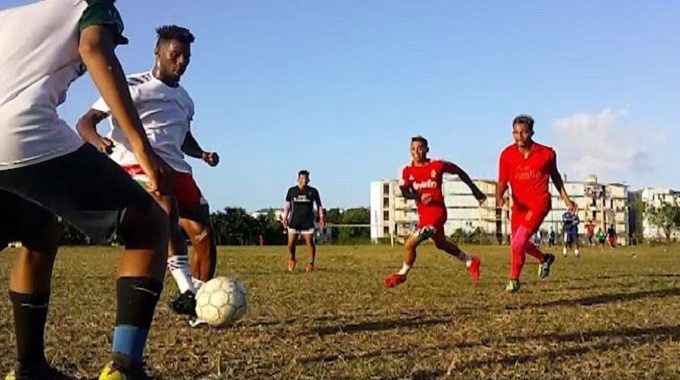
[92,71,195,174]
[0,0,127,170]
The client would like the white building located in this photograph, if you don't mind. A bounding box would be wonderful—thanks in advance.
[639,187,680,240]
[250,208,284,221]
[370,174,630,245]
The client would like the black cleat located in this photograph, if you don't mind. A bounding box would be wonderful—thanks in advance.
[168,291,197,317]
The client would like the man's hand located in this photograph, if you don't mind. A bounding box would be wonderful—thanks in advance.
[565,198,578,213]
[495,196,505,210]
[421,193,433,205]
[95,136,114,154]
[473,189,487,206]
[202,152,219,167]
[135,148,174,195]
[319,216,326,229]
[281,218,288,229]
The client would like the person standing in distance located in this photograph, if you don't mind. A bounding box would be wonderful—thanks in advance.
[282,170,325,272]
[0,0,173,379]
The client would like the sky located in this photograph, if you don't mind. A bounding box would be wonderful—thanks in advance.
[3,1,680,211]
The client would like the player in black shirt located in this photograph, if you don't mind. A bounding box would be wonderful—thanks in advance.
[282,170,325,271]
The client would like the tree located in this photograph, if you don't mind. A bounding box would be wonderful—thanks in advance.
[628,191,645,244]
[337,207,370,244]
[645,196,680,243]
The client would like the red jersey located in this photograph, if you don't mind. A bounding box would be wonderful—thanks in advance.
[585,223,594,236]
[498,142,556,211]
[399,159,459,214]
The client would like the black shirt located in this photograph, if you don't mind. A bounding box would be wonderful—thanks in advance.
[285,185,321,222]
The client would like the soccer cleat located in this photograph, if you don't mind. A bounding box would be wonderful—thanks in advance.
[305,263,314,272]
[98,353,147,380]
[287,259,296,271]
[383,273,407,288]
[168,291,197,317]
[505,279,520,293]
[467,256,480,283]
[538,253,555,280]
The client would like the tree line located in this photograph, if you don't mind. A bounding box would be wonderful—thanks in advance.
[59,207,372,246]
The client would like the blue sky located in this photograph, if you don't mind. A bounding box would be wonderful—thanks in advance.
[4,1,680,211]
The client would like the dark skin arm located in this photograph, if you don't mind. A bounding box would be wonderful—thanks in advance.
[455,167,487,205]
[182,130,219,167]
[76,109,113,153]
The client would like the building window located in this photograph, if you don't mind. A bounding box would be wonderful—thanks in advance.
[383,197,389,208]
[383,184,390,195]
[383,226,390,235]
[383,210,389,221]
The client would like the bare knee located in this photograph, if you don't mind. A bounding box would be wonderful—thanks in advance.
[20,216,60,261]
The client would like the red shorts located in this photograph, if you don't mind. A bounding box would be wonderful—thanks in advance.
[511,207,549,236]
[122,165,201,212]
[415,208,447,238]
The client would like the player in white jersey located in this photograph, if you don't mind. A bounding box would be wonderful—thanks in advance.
[0,1,174,379]
[76,25,220,319]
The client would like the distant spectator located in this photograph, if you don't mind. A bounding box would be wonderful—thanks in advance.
[585,219,595,246]
[607,224,617,248]
[595,227,606,248]
[548,226,556,247]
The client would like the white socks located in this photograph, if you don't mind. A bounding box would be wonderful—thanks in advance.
[398,263,411,276]
[192,277,206,291]
[167,255,196,294]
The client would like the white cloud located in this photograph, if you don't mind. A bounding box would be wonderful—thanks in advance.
[552,108,664,183]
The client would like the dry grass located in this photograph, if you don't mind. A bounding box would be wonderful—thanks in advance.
[2,244,680,379]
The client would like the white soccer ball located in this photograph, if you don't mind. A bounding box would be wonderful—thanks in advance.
[195,276,247,327]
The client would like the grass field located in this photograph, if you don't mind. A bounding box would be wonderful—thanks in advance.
[2,244,680,380]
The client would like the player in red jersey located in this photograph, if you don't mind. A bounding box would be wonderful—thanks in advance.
[383,136,486,288]
[495,114,577,293]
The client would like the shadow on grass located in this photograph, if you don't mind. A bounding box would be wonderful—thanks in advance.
[308,316,452,336]
[507,287,680,309]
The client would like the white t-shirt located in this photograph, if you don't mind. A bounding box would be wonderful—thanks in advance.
[0,0,127,170]
[92,71,195,174]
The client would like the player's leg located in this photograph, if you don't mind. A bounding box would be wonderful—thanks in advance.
[562,232,569,257]
[430,227,480,283]
[286,224,299,271]
[180,193,217,286]
[0,146,169,378]
[128,167,196,316]
[1,191,61,379]
[383,220,432,288]
[300,228,316,271]
[573,234,580,257]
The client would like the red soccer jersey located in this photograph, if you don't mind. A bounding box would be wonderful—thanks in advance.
[399,159,459,214]
[498,142,556,211]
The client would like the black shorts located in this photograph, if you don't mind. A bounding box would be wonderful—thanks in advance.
[0,145,157,247]
[287,217,315,235]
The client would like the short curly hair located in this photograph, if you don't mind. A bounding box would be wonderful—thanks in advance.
[512,114,535,131]
[155,25,195,46]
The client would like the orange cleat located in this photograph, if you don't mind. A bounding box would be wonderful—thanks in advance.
[305,263,315,272]
[467,256,480,283]
[383,273,407,288]
[288,259,296,271]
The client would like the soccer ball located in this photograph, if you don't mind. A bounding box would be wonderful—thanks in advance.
[195,276,247,327]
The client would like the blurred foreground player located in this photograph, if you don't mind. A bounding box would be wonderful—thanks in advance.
[495,115,577,293]
[0,0,173,378]
[384,136,486,288]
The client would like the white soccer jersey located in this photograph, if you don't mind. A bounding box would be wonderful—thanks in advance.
[92,71,195,174]
[0,0,127,170]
